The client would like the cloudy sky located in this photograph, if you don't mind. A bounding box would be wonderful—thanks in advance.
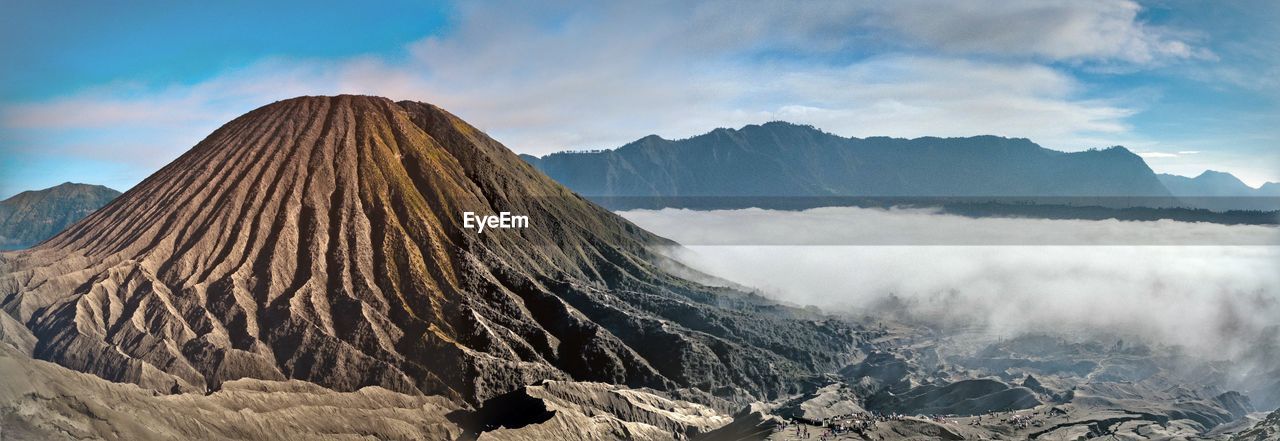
[1,0,1277,197]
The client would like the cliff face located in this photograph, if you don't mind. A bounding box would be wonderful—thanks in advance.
[0,96,853,405]
[0,182,120,250]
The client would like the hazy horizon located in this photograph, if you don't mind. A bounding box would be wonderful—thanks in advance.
[622,207,1279,352]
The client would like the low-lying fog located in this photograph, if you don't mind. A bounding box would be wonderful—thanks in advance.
[619,207,1280,365]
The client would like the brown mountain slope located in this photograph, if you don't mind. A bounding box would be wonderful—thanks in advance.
[0,95,853,406]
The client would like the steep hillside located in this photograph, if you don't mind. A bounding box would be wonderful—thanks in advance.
[0,96,853,407]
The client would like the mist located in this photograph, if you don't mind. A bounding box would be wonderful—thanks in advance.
[618,206,1280,365]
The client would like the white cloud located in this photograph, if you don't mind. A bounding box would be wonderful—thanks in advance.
[1140,141,1280,187]
[743,57,1136,147]
[1133,150,1201,159]
[620,206,1280,366]
[1136,151,1189,158]
[866,0,1210,64]
[0,0,1209,184]
[619,206,1280,246]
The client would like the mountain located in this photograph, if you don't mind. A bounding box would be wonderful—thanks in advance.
[0,96,851,408]
[1158,171,1280,211]
[1261,182,1280,196]
[0,182,120,250]
[1,97,1261,440]
[1158,171,1256,196]
[522,122,1174,201]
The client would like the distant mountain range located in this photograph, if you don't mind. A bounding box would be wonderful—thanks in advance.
[0,182,119,250]
[522,122,1278,212]
[1160,170,1265,197]
[1157,171,1280,211]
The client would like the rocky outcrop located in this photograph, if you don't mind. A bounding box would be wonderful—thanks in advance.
[460,380,732,440]
[0,343,737,441]
[836,350,1042,416]
[776,382,865,422]
[1062,383,1249,434]
[839,351,915,396]
[692,405,782,440]
[0,95,853,408]
[1215,391,1256,421]
[1232,409,1280,441]
[0,344,464,440]
[872,378,1041,416]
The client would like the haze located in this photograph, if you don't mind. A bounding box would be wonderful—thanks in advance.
[621,207,1280,363]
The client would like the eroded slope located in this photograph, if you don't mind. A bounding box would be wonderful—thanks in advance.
[0,95,852,407]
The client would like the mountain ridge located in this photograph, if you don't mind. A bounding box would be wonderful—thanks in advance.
[1157,171,1279,210]
[522,122,1174,199]
[1158,170,1267,195]
[0,182,120,250]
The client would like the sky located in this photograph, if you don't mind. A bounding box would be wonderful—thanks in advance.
[1,0,1277,198]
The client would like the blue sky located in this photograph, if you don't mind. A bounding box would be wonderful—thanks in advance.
[1,0,1277,198]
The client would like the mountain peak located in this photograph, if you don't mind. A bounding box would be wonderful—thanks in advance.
[1157,169,1263,202]
[49,182,114,192]
[1096,145,1137,155]
[1194,169,1243,181]
[2,95,848,406]
[759,120,815,129]
[0,182,120,250]
[1191,170,1250,188]
[12,95,663,400]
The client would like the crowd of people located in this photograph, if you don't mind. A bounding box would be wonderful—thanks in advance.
[778,411,910,439]
[1002,412,1044,430]
[967,410,1045,430]
[776,409,1057,439]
